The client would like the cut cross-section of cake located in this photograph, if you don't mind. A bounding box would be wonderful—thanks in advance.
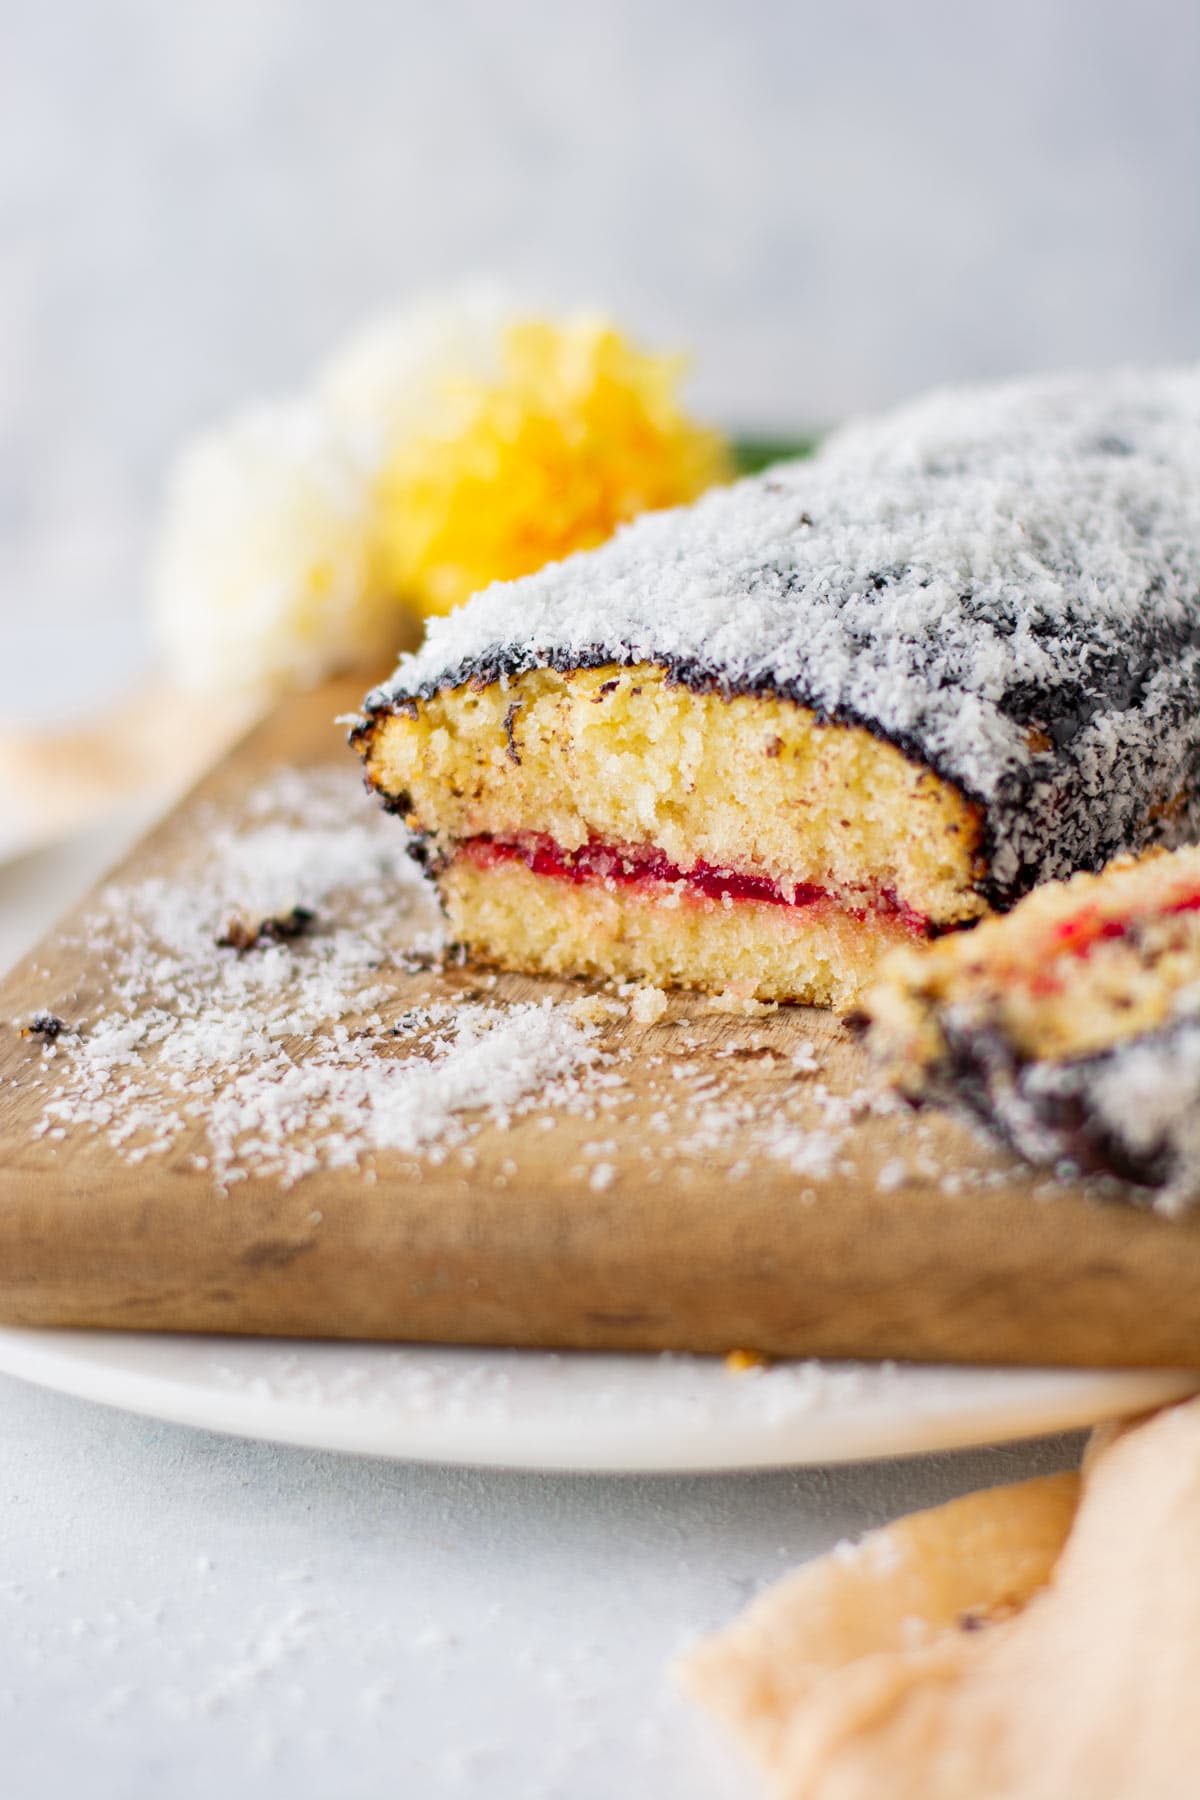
[862,844,1200,1207]
[359,663,985,1008]
[354,364,1200,1009]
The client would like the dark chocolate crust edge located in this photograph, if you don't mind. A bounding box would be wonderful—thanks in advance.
[349,646,1200,914]
[921,1014,1200,1201]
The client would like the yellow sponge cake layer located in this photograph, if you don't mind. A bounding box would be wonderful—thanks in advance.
[442,850,927,1010]
[865,846,1200,1073]
[362,664,987,930]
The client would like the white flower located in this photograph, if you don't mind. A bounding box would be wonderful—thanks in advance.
[319,282,518,470]
[148,281,723,691]
[151,398,395,695]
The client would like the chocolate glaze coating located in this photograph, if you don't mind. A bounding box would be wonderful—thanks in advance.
[356,365,1200,910]
[924,1013,1200,1204]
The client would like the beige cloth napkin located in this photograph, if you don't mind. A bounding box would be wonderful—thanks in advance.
[682,1396,1200,1799]
[0,683,259,862]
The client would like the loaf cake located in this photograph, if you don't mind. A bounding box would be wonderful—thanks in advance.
[353,365,1200,1008]
[862,844,1200,1207]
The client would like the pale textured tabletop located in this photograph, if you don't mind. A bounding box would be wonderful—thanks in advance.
[0,1370,1079,1800]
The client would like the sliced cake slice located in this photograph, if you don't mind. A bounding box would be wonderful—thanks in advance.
[357,663,984,1008]
[862,844,1200,1207]
[354,364,1200,1009]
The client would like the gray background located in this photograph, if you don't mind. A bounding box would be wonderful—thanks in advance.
[3,0,1199,717]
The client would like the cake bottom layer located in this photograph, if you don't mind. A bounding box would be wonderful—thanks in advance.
[441,853,925,1009]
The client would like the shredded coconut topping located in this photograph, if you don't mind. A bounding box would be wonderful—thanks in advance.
[1018,1021,1200,1215]
[366,364,1200,904]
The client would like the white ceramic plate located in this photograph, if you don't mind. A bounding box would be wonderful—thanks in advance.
[0,1328,1194,1472]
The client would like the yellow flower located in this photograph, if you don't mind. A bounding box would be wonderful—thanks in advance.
[372,315,732,617]
[151,294,732,696]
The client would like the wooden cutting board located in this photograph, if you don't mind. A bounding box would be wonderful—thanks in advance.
[2,674,1199,1368]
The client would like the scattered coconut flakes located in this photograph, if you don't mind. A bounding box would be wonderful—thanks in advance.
[25,767,605,1188]
[762,1126,843,1181]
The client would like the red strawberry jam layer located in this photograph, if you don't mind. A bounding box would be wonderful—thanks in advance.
[1028,885,1200,997]
[1049,888,1200,958]
[460,835,931,934]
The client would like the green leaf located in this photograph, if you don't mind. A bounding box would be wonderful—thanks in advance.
[731,435,819,477]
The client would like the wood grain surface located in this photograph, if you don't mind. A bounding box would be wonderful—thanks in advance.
[2,676,1199,1367]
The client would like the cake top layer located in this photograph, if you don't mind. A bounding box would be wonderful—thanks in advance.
[363,364,1200,902]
